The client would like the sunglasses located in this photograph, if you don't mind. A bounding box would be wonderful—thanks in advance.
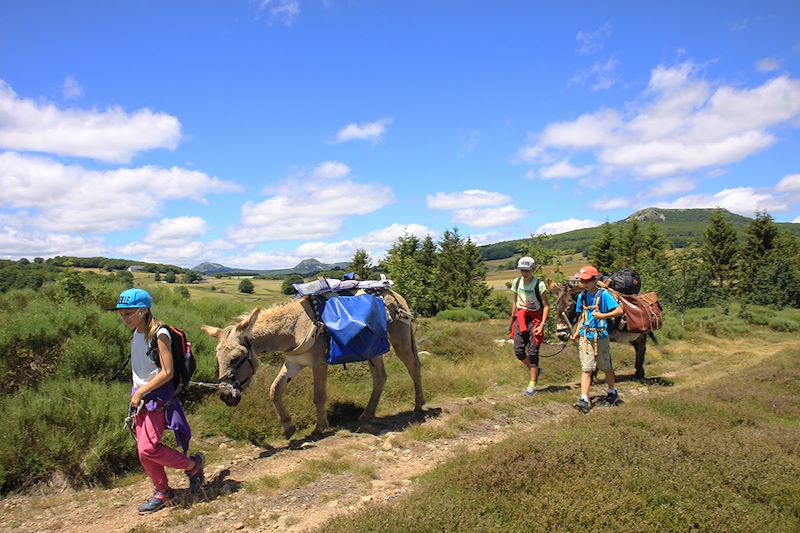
[118,309,141,318]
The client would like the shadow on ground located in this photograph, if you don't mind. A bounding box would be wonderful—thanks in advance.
[174,468,242,507]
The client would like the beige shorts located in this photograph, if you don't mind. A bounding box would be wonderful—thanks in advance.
[578,335,613,373]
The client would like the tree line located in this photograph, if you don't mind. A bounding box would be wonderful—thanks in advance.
[588,210,800,310]
[335,210,800,319]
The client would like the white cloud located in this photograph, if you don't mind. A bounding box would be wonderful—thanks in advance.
[427,189,511,210]
[575,22,612,55]
[118,239,210,267]
[645,177,696,198]
[589,197,631,211]
[333,118,392,144]
[452,205,528,228]
[776,174,800,193]
[257,0,300,26]
[143,217,207,244]
[539,109,623,150]
[534,218,600,235]
[231,164,394,243]
[521,64,800,179]
[0,80,181,163]
[538,159,593,179]
[223,223,436,269]
[460,129,481,155]
[466,231,503,246]
[0,221,108,261]
[514,142,545,164]
[794,216,800,223]
[295,223,436,263]
[0,151,241,233]
[655,187,789,216]
[569,56,620,91]
[756,57,781,73]
[62,76,84,100]
[310,161,351,180]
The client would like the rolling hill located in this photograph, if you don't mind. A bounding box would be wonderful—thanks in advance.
[479,207,800,260]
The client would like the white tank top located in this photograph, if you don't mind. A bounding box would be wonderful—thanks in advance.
[131,327,171,389]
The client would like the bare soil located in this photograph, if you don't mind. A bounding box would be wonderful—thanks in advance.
[1,338,788,533]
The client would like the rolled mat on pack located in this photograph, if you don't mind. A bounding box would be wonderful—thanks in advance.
[321,294,390,365]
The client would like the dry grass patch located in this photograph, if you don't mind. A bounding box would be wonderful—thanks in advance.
[321,343,800,533]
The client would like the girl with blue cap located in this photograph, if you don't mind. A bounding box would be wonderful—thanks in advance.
[110,288,204,514]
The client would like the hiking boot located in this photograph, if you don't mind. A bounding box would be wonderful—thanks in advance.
[137,490,174,514]
[523,386,537,397]
[603,390,620,407]
[187,453,205,493]
[574,398,591,413]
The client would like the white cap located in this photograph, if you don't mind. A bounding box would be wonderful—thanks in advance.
[517,256,536,270]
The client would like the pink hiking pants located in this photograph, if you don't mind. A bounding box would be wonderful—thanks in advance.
[135,409,193,493]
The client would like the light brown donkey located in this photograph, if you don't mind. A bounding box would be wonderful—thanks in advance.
[201,289,425,438]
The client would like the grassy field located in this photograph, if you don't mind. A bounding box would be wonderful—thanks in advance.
[320,332,800,532]
[485,253,586,291]
[130,271,288,307]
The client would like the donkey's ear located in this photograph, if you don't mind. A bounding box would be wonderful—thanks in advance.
[236,306,261,332]
[201,325,222,338]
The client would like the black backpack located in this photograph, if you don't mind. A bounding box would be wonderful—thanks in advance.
[146,325,197,399]
[609,269,641,295]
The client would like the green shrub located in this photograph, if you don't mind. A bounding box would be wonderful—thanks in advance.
[0,379,136,494]
[768,318,800,332]
[435,308,490,322]
[481,293,512,319]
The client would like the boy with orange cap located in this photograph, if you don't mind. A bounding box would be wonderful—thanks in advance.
[572,266,623,413]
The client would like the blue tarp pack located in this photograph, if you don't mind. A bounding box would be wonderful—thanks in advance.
[321,294,389,365]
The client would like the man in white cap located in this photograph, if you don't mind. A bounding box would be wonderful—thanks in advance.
[509,256,549,396]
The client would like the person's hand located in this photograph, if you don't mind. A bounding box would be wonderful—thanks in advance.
[533,324,543,336]
[131,390,143,408]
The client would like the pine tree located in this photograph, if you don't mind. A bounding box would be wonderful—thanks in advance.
[348,248,373,281]
[435,228,469,310]
[615,219,645,270]
[701,208,738,295]
[464,237,491,308]
[381,233,425,313]
[415,235,440,316]
[738,211,779,296]
[636,223,672,295]
[589,221,616,273]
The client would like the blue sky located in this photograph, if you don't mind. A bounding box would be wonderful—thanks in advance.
[1,1,799,269]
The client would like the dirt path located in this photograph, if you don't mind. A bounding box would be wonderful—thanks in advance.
[2,338,791,533]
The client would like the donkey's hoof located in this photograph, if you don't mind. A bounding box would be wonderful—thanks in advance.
[283,425,296,439]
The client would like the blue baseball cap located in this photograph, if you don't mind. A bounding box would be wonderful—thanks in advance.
[108,288,152,310]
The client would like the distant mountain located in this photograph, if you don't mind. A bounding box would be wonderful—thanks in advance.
[192,258,350,277]
[479,207,800,261]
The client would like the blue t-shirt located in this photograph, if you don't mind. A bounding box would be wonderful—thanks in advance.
[576,289,619,340]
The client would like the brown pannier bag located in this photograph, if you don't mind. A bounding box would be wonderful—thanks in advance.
[616,292,663,333]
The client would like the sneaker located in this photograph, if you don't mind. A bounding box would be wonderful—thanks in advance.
[186,453,205,493]
[137,490,174,514]
[574,398,591,413]
[523,386,537,397]
[603,390,620,407]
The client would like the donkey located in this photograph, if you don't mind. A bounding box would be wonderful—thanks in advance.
[550,280,651,379]
[201,289,425,438]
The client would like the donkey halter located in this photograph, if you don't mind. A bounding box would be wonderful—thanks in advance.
[223,336,258,390]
